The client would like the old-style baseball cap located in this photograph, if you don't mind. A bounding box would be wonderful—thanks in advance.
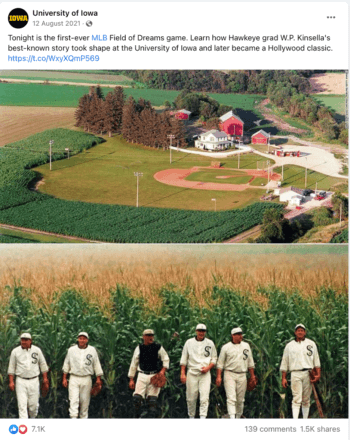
[295,324,306,331]
[143,329,154,336]
[78,332,89,339]
[231,327,243,335]
[196,324,207,331]
[20,333,32,339]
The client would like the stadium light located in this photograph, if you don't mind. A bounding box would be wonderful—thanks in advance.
[134,172,143,208]
[49,140,54,171]
[167,134,175,164]
[211,198,217,212]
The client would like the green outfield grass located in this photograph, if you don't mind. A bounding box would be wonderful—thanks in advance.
[186,170,252,185]
[275,165,346,190]
[32,135,272,210]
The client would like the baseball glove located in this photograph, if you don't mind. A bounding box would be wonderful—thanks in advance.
[90,382,102,397]
[41,380,49,398]
[150,373,167,388]
[247,376,258,391]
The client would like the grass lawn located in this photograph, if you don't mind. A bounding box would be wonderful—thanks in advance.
[274,165,346,190]
[251,177,268,186]
[312,95,346,123]
[186,170,252,184]
[0,227,87,243]
[33,135,270,211]
[0,83,265,117]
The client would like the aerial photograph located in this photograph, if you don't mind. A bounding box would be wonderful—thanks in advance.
[0,70,347,243]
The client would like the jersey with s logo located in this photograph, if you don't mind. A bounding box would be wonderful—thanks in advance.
[85,354,93,366]
[306,345,313,356]
[204,346,211,357]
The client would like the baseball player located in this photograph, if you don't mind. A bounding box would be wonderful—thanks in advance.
[180,324,217,419]
[128,329,170,418]
[216,327,256,419]
[62,332,103,419]
[8,333,49,419]
[280,323,321,419]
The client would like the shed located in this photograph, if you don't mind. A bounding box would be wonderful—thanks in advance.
[252,129,270,145]
[175,109,192,120]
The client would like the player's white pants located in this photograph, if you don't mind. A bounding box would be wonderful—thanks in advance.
[134,372,161,399]
[224,371,247,418]
[16,376,40,419]
[291,371,312,418]
[186,372,211,418]
[68,375,92,419]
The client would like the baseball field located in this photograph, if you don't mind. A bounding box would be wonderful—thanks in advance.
[0,245,347,418]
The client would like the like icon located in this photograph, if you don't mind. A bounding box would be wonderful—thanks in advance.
[9,425,18,434]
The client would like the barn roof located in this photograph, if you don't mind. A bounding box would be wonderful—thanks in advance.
[252,129,270,138]
[176,109,192,115]
[202,129,228,138]
[219,111,244,124]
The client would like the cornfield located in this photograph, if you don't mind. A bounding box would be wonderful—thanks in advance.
[0,279,347,419]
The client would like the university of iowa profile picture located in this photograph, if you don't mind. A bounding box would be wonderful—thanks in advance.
[8,8,29,29]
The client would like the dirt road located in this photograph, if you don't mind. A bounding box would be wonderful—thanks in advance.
[0,78,131,88]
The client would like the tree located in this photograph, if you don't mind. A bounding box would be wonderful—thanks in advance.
[332,192,348,220]
[75,94,91,130]
[122,96,137,143]
[258,208,294,243]
[103,87,125,137]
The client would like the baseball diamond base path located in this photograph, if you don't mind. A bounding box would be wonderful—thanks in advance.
[154,167,280,191]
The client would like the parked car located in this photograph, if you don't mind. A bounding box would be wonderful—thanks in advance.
[302,189,314,196]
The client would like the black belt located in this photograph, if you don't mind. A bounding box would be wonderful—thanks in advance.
[139,370,158,375]
[293,369,311,372]
[20,376,38,380]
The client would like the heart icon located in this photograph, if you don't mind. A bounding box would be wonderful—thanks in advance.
[19,425,27,434]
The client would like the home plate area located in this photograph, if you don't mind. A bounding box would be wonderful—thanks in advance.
[154,167,280,192]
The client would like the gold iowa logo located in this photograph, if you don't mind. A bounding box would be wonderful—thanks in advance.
[8,8,29,29]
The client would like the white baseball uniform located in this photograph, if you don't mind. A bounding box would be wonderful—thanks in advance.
[63,344,103,418]
[217,341,255,418]
[280,338,321,419]
[180,337,217,418]
[8,345,49,419]
[128,344,170,398]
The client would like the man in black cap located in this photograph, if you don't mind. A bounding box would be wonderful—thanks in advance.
[128,329,169,417]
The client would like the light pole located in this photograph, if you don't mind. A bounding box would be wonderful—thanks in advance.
[211,198,217,212]
[49,140,54,171]
[238,151,240,169]
[134,172,143,207]
[267,160,270,185]
[281,163,284,181]
[167,134,175,164]
[65,148,70,160]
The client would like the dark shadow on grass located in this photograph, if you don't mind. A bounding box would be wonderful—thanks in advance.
[49,150,120,171]
[140,188,191,207]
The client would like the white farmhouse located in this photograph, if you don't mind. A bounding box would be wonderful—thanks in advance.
[194,130,233,151]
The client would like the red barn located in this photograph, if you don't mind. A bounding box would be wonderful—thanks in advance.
[251,129,270,145]
[175,109,192,120]
[219,111,244,139]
